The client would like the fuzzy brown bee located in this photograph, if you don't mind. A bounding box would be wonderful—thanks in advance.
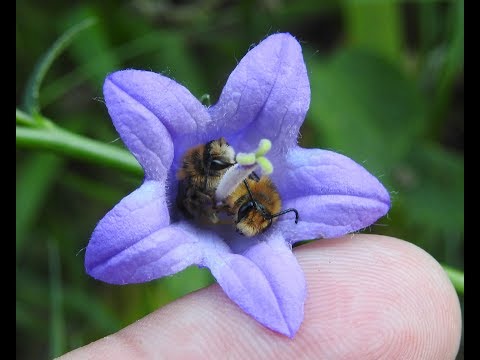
[176,137,235,223]
[225,175,299,237]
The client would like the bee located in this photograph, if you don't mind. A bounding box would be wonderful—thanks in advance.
[224,175,299,237]
[176,137,235,223]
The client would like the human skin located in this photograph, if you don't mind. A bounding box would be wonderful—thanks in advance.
[59,235,462,359]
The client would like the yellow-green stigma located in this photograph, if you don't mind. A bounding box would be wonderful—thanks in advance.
[256,156,273,175]
[236,152,256,166]
[236,138,274,175]
[255,139,272,157]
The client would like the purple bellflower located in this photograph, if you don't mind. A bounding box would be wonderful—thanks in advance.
[85,33,390,338]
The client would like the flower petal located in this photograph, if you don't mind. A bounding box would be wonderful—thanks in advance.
[104,70,214,179]
[273,147,390,243]
[204,231,306,337]
[208,33,310,155]
[85,181,202,284]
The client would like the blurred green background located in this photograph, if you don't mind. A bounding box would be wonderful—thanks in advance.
[16,0,463,358]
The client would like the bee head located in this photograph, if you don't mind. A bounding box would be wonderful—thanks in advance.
[204,137,235,174]
[233,179,299,237]
[235,201,273,237]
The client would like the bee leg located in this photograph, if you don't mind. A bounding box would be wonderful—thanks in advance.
[186,189,221,223]
[195,190,215,205]
[176,182,194,219]
[194,191,221,224]
[212,201,234,215]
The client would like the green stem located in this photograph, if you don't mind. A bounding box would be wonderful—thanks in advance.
[16,112,143,178]
[23,18,96,115]
[442,264,464,295]
[16,109,38,127]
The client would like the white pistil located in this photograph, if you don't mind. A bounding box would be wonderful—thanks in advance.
[215,138,274,203]
[215,162,259,202]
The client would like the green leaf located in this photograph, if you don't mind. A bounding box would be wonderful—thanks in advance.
[16,153,63,258]
[342,1,403,64]
[389,143,463,267]
[62,7,119,87]
[398,143,464,236]
[307,48,426,177]
[447,0,465,76]
[22,18,96,116]
[48,241,66,358]
[442,264,464,296]
[17,271,121,335]
[145,31,209,97]
[60,173,127,205]
[41,31,164,108]
[157,266,214,303]
[431,0,464,130]
[16,302,44,333]
[143,266,214,315]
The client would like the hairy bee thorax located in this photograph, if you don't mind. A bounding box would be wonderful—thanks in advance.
[177,137,234,191]
[176,138,235,223]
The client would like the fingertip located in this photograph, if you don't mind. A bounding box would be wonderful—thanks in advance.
[294,234,462,359]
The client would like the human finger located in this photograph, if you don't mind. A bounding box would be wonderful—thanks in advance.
[58,235,462,360]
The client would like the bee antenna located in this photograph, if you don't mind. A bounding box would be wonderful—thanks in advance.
[242,179,266,216]
[243,180,299,224]
[269,208,299,224]
[249,171,260,182]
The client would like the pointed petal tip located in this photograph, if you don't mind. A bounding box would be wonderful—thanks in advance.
[84,222,205,286]
[103,69,171,95]
[383,190,392,212]
[84,244,123,285]
[103,69,149,93]
[251,311,301,339]
[268,324,297,339]
[205,235,306,339]
[263,315,301,338]
[258,32,303,57]
[286,328,299,339]
[275,148,393,242]
[281,319,302,339]
[103,69,133,87]
[263,32,298,43]
[209,31,309,153]
[375,179,392,215]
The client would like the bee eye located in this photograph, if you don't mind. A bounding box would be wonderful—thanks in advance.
[237,201,255,222]
[210,159,233,171]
